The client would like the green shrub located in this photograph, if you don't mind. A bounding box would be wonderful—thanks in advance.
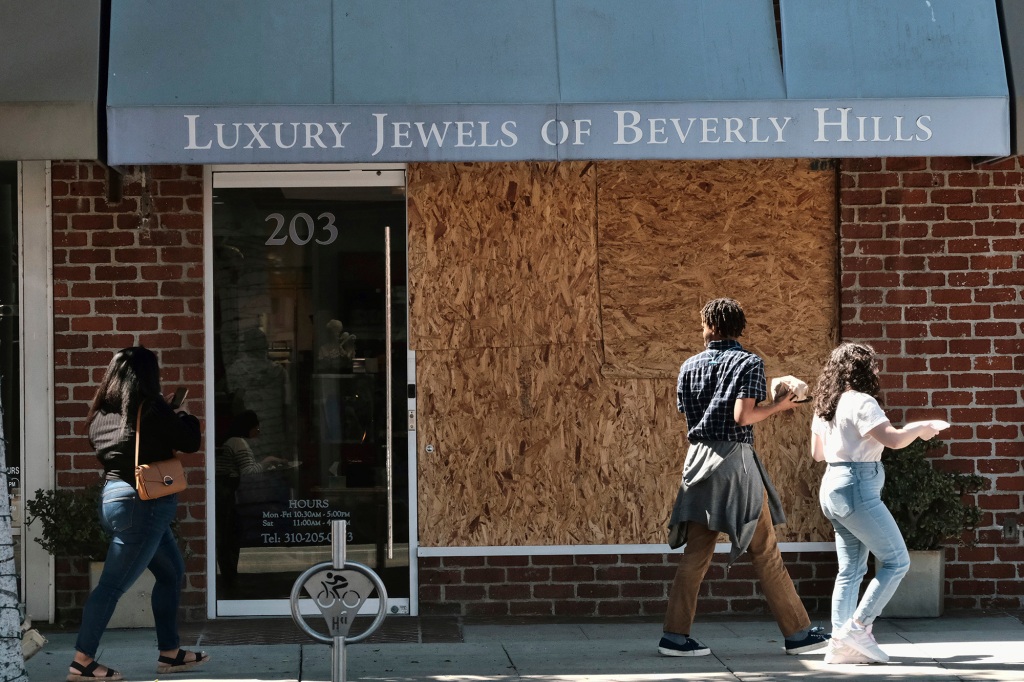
[25,486,109,561]
[880,439,987,551]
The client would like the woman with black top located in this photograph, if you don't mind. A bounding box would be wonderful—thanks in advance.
[68,347,209,681]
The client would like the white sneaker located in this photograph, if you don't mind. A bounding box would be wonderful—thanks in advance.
[833,620,888,663]
[824,639,874,664]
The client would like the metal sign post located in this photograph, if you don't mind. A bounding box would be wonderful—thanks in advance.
[290,520,389,682]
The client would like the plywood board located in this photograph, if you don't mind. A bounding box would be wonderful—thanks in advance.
[409,160,837,546]
[416,344,682,546]
[407,162,600,351]
[597,159,837,382]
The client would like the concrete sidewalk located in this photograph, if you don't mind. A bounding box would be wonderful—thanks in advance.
[27,614,1024,681]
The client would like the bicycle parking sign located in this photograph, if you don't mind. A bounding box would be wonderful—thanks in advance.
[290,521,388,681]
[300,567,375,638]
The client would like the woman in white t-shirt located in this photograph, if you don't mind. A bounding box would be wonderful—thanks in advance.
[811,343,944,664]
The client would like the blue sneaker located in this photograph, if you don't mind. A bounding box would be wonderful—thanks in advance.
[658,636,711,657]
[785,626,830,655]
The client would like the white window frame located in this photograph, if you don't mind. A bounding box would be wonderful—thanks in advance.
[19,161,55,623]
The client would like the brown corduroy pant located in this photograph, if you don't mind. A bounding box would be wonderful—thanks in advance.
[663,495,810,638]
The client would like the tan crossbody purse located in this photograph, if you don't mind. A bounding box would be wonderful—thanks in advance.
[134,402,187,500]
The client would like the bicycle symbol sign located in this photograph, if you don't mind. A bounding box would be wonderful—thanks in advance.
[316,571,363,609]
[301,568,374,637]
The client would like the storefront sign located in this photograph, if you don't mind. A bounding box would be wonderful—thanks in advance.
[248,498,353,547]
[108,98,1008,164]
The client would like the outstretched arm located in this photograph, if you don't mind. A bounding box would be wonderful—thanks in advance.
[867,421,941,450]
[734,391,800,426]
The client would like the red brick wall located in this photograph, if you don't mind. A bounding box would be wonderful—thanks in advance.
[51,162,207,623]
[839,156,1024,611]
[48,157,1021,623]
[419,552,838,618]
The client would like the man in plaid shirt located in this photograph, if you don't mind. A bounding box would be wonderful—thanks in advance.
[659,298,829,658]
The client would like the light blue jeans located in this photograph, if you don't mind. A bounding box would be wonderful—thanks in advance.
[820,461,910,632]
[76,480,184,657]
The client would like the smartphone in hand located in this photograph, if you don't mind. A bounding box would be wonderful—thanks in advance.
[169,386,188,409]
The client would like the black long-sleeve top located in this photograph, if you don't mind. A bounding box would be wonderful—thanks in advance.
[90,400,202,487]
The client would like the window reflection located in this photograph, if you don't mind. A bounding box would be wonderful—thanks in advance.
[212,183,408,606]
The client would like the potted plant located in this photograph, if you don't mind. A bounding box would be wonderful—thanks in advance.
[24,486,108,562]
[25,486,156,627]
[878,438,987,617]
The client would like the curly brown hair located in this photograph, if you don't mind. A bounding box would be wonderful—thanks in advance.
[813,342,881,422]
[700,298,746,339]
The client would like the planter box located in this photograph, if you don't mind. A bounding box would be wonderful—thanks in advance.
[88,562,156,629]
[879,549,944,618]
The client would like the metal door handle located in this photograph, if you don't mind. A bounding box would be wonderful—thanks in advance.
[384,225,393,561]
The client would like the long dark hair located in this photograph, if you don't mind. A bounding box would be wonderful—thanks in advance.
[813,342,881,422]
[86,346,163,433]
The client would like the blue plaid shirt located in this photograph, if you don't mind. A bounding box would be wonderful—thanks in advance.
[677,340,767,444]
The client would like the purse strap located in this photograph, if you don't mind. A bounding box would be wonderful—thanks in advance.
[134,401,144,469]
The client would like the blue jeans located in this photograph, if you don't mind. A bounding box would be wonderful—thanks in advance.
[820,461,910,631]
[76,480,184,657]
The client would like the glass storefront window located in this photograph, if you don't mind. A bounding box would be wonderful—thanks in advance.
[211,175,408,611]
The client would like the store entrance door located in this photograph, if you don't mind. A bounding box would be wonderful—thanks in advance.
[209,168,411,617]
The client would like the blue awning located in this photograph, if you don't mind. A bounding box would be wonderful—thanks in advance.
[0,1,102,160]
[106,0,1010,164]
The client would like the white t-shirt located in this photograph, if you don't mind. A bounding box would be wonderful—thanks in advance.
[811,391,891,462]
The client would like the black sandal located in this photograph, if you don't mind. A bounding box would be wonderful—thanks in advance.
[67,660,123,681]
[156,649,211,674]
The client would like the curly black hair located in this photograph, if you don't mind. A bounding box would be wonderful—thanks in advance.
[700,298,746,339]
[813,342,881,422]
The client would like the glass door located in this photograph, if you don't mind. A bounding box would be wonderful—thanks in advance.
[210,168,409,616]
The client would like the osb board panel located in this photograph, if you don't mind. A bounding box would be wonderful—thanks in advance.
[407,162,600,351]
[596,159,837,543]
[411,160,837,546]
[415,354,832,547]
[416,344,684,547]
[597,159,837,383]
[757,412,830,542]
